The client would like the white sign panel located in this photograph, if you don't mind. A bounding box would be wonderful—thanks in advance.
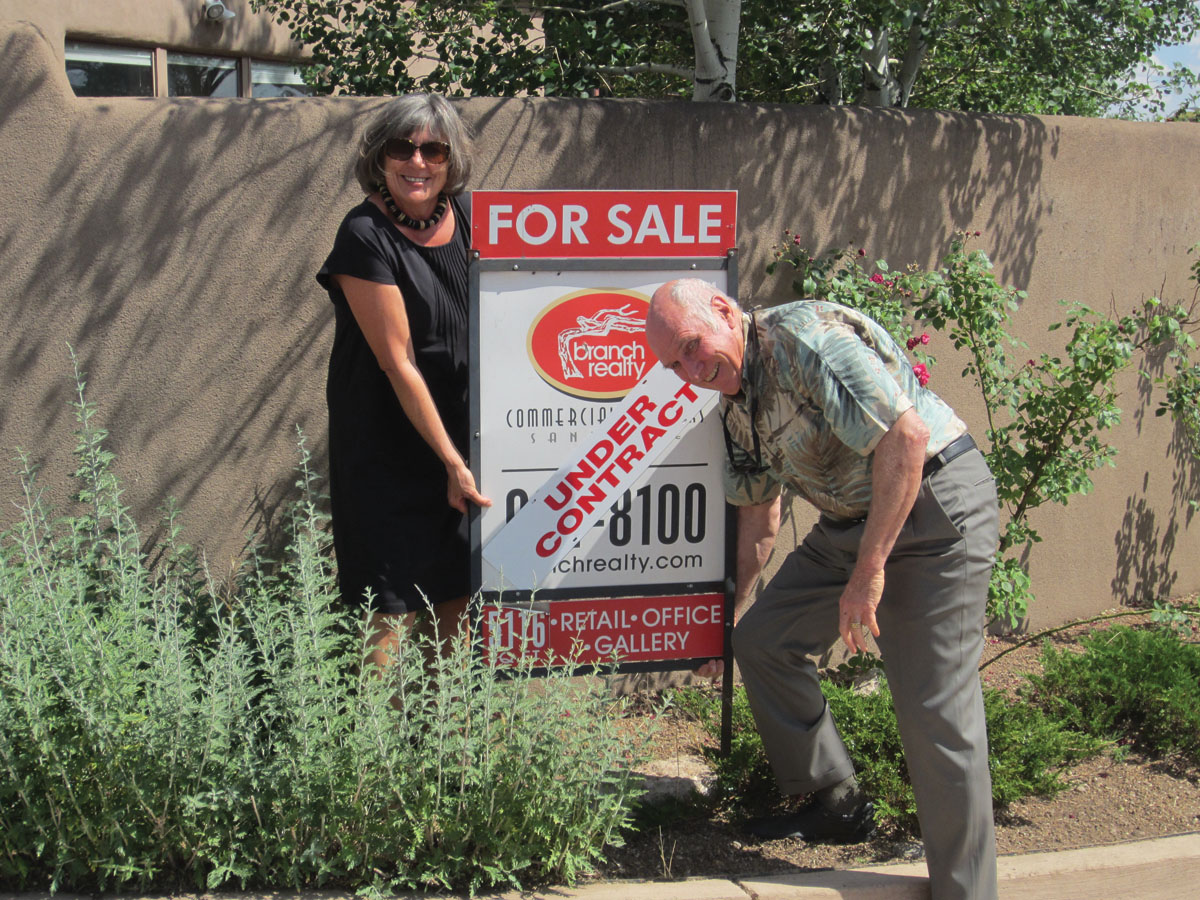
[475,267,727,596]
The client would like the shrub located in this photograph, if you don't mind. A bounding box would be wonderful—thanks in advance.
[683,677,1103,836]
[0,362,650,895]
[1023,625,1200,765]
[768,235,1200,628]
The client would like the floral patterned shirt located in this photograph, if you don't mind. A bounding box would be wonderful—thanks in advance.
[722,301,967,519]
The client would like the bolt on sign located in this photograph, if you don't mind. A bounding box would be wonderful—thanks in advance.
[470,190,737,673]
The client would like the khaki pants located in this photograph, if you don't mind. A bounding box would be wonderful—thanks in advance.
[732,448,1000,900]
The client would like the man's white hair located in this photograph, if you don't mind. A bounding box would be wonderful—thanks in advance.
[654,277,740,330]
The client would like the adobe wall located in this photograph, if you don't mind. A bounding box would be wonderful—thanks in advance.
[1,19,1197,627]
[0,0,301,58]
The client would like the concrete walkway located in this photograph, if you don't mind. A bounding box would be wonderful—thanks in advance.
[469,832,1200,899]
[5,833,1197,900]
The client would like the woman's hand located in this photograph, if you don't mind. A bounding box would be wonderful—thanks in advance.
[447,459,492,513]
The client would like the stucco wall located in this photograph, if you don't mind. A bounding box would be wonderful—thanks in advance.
[1,19,1197,627]
[0,0,302,59]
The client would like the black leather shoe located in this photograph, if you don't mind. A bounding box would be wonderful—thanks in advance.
[746,800,876,843]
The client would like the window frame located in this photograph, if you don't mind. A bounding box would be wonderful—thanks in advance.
[64,38,312,99]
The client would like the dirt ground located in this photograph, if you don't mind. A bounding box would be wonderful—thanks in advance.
[590,610,1200,883]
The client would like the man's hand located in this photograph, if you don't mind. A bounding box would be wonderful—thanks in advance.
[839,567,883,654]
[694,658,724,681]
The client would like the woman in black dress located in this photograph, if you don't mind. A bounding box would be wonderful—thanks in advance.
[317,94,491,667]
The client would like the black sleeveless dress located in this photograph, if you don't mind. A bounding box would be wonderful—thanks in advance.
[316,195,471,614]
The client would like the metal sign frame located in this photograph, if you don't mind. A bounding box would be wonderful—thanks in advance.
[468,237,737,752]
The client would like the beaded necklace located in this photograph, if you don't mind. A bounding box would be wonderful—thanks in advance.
[378,183,449,231]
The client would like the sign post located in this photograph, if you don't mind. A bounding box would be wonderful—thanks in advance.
[469,190,737,749]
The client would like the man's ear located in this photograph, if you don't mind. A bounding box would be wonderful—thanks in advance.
[711,292,737,327]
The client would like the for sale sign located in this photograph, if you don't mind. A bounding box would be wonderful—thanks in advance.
[473,190,736,259]
[470,190,736,670]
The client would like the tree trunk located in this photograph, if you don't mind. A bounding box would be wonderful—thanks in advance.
[860,26,898,107]
[818,53,842,105]
[686,0,741,101]
[896,10,933,107]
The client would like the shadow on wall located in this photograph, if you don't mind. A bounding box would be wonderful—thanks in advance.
[462,96,1057,305]
[1111,431,1200,606]
[0,24,1058,573]
[11,19,1194,617]
[0,24,391,561]
[1110,284,1200,606]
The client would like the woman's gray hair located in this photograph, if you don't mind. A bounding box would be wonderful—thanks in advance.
[353,94,473,195]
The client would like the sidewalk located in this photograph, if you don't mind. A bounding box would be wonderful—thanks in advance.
[9,832,1195,900]
[465,832,1200,898]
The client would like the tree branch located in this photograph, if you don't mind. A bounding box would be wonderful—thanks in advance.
[978,608,1151,673]
[596,62,693,79]
[524,0,685,13]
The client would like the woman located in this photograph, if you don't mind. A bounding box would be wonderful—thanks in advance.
[317,94,491,667]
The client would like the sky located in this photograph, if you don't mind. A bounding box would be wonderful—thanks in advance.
[1150,13,1200,116]
[1156,37,1200,72]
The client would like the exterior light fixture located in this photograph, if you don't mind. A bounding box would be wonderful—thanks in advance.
[203,1,236,22]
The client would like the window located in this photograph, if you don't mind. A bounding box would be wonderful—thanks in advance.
[250,61,314,98]
[65,42,153,97]
[167,52,239,97]
[64,40,310,99]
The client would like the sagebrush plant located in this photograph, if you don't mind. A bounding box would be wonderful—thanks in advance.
[1022,625,1200,766]
[0,360,651,895]
[677,676,1105,836]
[768,235,1200,628]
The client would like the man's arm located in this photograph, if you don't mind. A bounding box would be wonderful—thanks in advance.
[736,497,782,614]
[694,496,782,680]
[839,407,929,653]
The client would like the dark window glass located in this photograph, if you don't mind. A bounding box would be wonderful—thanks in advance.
[167,52,238,97]
[65,42,153,97]
[250,60,314,98]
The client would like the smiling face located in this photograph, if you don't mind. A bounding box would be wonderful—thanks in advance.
[646,283,745,395]
[382,128,449,219]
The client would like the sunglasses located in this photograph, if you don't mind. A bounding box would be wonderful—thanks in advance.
[384,138,451,165]
[722,405,767,475]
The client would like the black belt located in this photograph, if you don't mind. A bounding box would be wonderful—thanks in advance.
[922,434,977,479]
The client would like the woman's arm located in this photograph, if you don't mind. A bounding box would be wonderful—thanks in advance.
[335,273,491,513]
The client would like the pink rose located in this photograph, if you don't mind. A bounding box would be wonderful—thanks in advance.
[912,363,930,386]
[870,273,885,284]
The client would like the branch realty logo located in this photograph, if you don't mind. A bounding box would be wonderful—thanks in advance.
[527,289,655,399]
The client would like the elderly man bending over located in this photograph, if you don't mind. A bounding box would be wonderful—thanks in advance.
[645,278,999,900]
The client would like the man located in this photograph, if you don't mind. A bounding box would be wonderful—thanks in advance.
[645,278,1000,900]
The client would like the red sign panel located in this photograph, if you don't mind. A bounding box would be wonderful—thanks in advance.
[480,594,725,667]
[473,190,737,258]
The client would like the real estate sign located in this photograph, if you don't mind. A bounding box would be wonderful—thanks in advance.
[470,190,737,670]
